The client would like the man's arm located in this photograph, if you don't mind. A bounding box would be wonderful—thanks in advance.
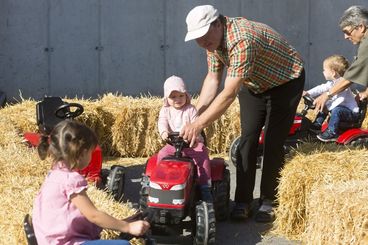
[181,76,243,146]
[196,71,223,116]
[314,78,352,111]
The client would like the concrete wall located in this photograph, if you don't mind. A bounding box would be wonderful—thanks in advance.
[0,0,367,101]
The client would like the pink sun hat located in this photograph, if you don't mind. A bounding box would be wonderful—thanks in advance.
[163,75,191,106]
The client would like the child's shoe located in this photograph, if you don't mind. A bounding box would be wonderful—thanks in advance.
[317,129,338,142]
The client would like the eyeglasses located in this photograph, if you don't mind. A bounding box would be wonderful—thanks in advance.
[342,25,358,36]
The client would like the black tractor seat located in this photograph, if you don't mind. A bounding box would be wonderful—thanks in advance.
[36,96,67,135]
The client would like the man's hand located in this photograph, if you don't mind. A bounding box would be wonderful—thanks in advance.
[314,92,329,112]
[180,122,202,147]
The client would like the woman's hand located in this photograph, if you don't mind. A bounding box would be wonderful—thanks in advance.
[314,92,329,112]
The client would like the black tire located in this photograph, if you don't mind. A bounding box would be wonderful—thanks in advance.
[194,201,216,245]
[106,165,125,201]
[349,136,368,147]
[228,136,240,167]
[139,174,150,210]
[99,168,110,189]
[212,169,230,221]
[229,136,263,169]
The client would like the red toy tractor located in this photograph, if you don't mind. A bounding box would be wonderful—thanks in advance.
[23,96,125,201]
[139,132,230,245]
[229,94,368,167]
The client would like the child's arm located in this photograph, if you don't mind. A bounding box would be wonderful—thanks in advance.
[158,107,170,140]
[307,81,333,98]
[70,190,150,236]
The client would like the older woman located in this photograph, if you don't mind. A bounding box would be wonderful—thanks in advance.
[315,5,368,110]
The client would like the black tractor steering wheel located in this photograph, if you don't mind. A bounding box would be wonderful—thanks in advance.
[303,94,316,110]
[167,132,190,148]
[55,103,84,119]
[167,132,190,158]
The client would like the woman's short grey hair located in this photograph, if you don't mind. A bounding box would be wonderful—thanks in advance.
[339,5,368,29]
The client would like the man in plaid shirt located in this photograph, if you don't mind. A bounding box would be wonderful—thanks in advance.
[181,5,305,223]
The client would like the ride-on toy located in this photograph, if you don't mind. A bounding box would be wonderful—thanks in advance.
[139,132,230,245]
[23,96,125,201]
[229,94,368,166]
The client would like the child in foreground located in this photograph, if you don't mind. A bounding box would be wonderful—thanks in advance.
[157,75,213,202]
[32,120,149,245]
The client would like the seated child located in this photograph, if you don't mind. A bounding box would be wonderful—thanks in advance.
[33,120,150,244]
[157,75,212,202]
[303,54,359,142]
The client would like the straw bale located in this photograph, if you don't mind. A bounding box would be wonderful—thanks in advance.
[0,99,38,133]
[273,145,368,240]
[303,179,368,245]
[205,100,240,154]
[0,117,24,146]
[111,96,163,157]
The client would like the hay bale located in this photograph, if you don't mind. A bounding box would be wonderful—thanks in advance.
[112,101,162,157]
[0,99,38,133]
[273,145,368,240]
[204,100,240,154]
[303,179,368,245]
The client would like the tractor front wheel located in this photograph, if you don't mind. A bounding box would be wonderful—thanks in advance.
[194,201,216,245]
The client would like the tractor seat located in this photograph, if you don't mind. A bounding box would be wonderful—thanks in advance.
[339,97,367,130]
[23,214,38,245]
[36,96,67,135]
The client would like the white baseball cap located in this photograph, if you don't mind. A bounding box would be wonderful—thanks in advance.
[184,5,219,42]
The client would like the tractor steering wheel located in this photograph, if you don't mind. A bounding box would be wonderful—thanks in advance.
[167,132,190,148]
[303,94,316,110]
[55,103,84,119]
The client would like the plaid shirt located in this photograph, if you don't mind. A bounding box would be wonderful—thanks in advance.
[207,17,304,94]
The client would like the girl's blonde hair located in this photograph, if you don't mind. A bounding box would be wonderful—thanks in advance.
[324,55,350,77]
[38,120,98,170]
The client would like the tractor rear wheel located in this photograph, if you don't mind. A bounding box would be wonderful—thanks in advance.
[106,165,125,201]
[212,169,230,221]
[349,136,368,147]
